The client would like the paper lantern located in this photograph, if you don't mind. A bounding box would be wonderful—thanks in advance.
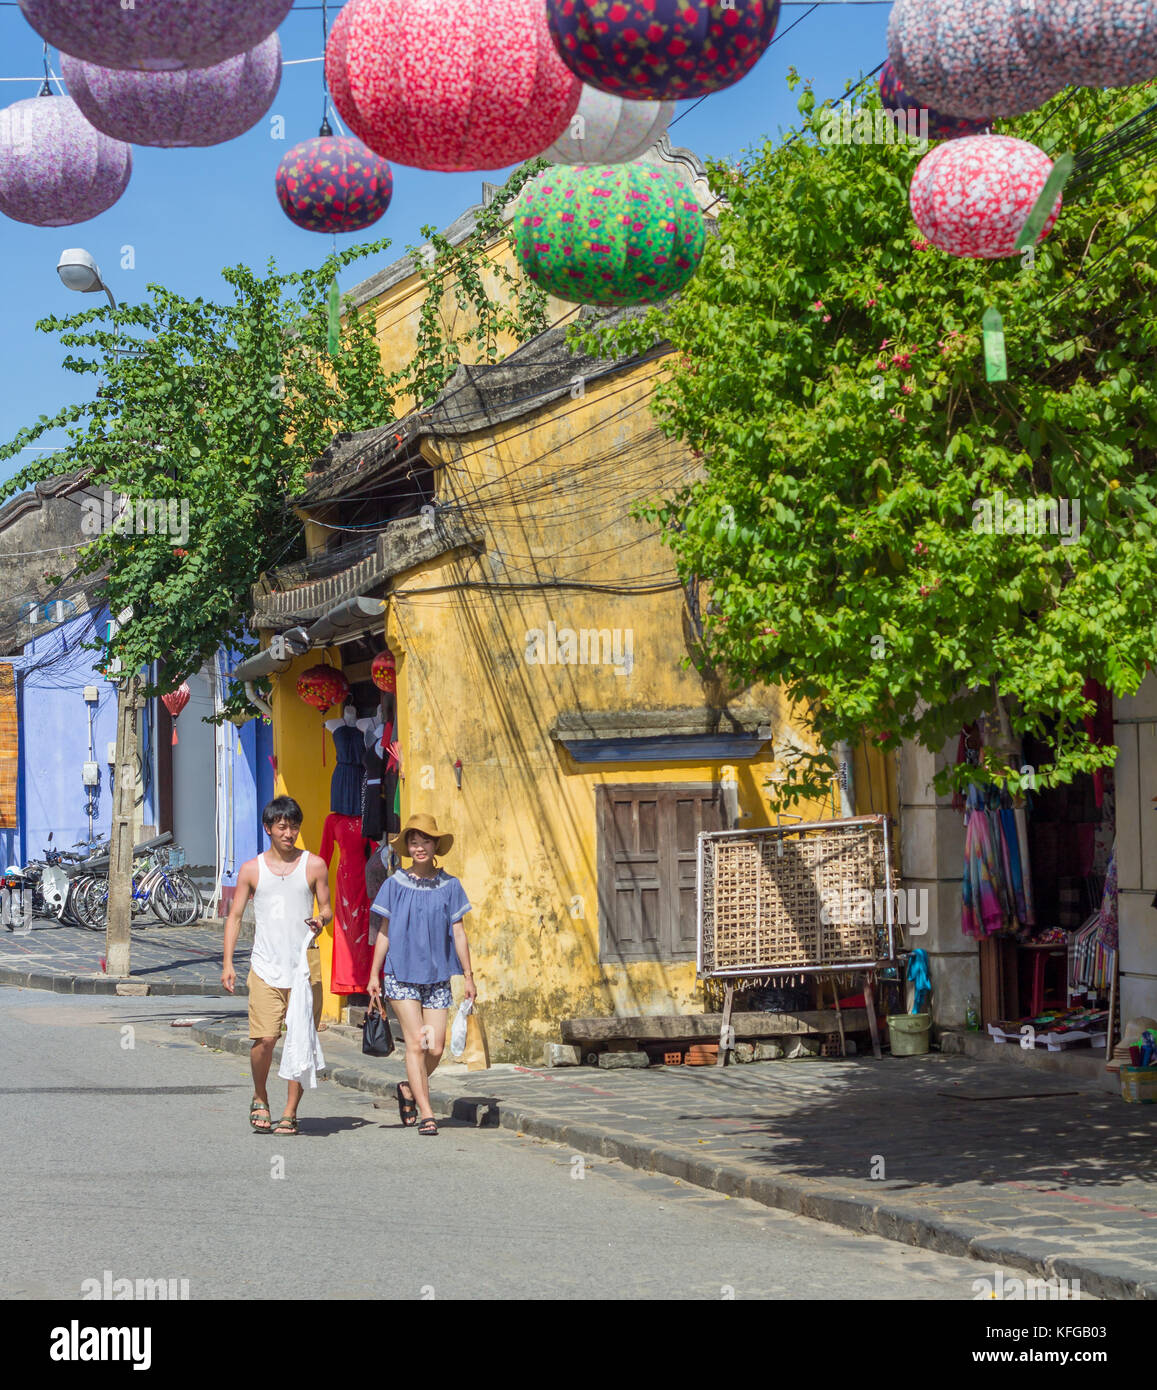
[297,665,350,715]
[877,59,989,142]
[887,0,1063,120]
[909,135,1061,260]
[61,36,281,149]
[1017,0,1157,91]
[275,133,394,234]
[161,682,191,746]
[336,0,580,172]
[0,95,131,227]
[513,161,706,305]
[325,0,376,147]
[546,0,781,101]
[371,650,397,693]
[543,86,675,165]
[19,0,293,72]
[297,664,350,764]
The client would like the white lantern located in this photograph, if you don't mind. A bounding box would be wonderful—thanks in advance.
[543,86,675,166]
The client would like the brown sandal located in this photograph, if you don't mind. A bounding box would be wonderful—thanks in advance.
[249,1098,272,1133]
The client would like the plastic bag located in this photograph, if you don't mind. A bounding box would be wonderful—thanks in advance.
[450,999,473,1058]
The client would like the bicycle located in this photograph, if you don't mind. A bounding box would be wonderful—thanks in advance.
[76,842,201,930]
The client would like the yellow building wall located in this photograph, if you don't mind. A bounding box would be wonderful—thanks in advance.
[359,359,830,1062]
[262,214,892,1051]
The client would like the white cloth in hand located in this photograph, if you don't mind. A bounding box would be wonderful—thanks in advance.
[278,938,325,1088]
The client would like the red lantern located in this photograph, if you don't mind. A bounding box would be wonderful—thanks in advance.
[909,135,1060,260]
[161,682,191,746]
[333,0,580,172]
[297,664,351,764]
[371,650,396,693]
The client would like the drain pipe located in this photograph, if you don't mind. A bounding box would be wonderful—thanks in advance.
[245,681,273,719]
[834,740,855,818]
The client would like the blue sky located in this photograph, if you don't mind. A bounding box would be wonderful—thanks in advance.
[0,0,891,487]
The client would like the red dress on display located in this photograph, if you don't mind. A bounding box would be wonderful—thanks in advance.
[320,812,378,994]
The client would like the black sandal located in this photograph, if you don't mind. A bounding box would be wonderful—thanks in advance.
[418,1117,438,1136]
[396,1082,418,1128]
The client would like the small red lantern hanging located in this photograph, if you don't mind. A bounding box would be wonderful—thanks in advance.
[161,682,191,745]
[371,649,396,693]
[297,663,350,764]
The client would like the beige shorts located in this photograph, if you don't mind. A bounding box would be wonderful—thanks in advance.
[247,955,323,1040]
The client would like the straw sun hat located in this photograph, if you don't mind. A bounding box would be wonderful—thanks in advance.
[388,812,453,858]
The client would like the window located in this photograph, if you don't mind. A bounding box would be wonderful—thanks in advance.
[596,783,727,962]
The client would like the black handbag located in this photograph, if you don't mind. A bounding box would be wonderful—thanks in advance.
[362,997,395,1057]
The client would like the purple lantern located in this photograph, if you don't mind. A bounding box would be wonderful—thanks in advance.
[62,36,282,148]
[18,0,294,73]
[0,95,131,227]
[275,134,394,234]
[878,59,989,142]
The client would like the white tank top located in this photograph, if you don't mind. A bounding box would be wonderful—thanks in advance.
[250,852,315,988]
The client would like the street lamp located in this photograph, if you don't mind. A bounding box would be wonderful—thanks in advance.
[57,248,116,311]
[56,251,137,977]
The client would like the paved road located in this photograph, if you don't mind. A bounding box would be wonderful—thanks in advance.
[0,990,1065,1301]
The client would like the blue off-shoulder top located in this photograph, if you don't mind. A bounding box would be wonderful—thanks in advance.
[370,866,471,984]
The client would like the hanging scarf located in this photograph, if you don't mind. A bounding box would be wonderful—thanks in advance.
[962,784,1007,938]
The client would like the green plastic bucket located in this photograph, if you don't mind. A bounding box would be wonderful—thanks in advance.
[888,1013,931,1056]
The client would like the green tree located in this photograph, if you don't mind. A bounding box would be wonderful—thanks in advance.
[575,80,1157,802]
[0,241,396,710]
[0,161,548,721]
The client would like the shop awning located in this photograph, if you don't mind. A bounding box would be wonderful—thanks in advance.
[226,595,385,682]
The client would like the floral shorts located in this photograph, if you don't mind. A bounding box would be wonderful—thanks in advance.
[381,973,452,1009]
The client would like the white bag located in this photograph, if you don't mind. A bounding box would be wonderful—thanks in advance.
[450,999,473,1058]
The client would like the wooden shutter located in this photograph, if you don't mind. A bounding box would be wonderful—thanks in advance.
[598,784,726,962]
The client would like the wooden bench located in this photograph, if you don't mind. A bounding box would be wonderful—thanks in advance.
[561,1010,870,1044]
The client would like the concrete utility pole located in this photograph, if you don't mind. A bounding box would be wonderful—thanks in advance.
[105,673,140,977]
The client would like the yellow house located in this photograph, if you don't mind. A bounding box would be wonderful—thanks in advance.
[230,141,894,1062]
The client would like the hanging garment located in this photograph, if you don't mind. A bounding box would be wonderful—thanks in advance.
[320,812,377,994]
[329,723,365,816]
[962,784,1007,939]
[278,937,325,1088]
[1013,804,1035,926]
[998,803,1028,926]
[361,722,387,840]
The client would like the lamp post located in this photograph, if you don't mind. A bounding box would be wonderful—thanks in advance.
[57,250,137,977]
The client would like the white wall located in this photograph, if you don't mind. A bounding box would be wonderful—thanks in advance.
[1113,673,1157,1024]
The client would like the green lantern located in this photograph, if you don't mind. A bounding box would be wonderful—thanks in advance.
[513,161,705,306]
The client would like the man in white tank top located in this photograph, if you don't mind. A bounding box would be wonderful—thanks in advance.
[222,796,332,1135]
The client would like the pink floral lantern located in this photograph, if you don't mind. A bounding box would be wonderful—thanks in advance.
[887,0,1063,120]
[0,95,131,227]
[909,135,1062,260]
[19,0,293,72]
[1016,0,1157,91]
[61,35,282,148]
[331,0,581,172]
[325,0,376,147]
[275,125,394,234]
[546,0,782,101]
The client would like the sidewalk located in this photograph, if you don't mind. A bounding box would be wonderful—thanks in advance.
[0,916,247,995]
[190,1011,1157,1301]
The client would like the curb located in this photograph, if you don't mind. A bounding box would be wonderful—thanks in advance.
[188,1019,1154,1301]
[0,964,243,997]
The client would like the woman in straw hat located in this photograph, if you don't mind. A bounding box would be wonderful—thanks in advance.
[366,813,476,1136]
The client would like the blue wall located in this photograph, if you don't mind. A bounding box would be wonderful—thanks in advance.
[10,605,156,863]
[216,647,273,896]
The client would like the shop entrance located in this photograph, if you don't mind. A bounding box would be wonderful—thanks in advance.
[974,709,1116,1061]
